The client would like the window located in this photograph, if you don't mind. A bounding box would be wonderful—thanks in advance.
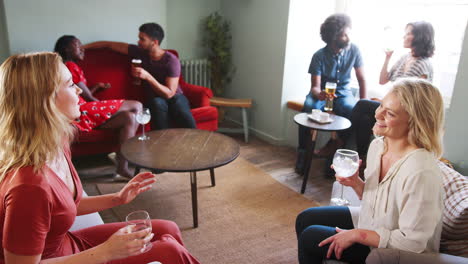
[345,0,468,106]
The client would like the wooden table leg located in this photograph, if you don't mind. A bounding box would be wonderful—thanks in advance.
[210,168,215,186]
[242,108,249,143]
[301,129,318,194]
[190,171,198,228]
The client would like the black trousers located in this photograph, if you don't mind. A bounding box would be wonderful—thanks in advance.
[296,206,370,264]
[350,99,380,157]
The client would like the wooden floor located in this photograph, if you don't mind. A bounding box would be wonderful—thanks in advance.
[74,132,334,223]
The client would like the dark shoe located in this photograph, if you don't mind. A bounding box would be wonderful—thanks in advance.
[294,166,304,175]
[314,138,344,158]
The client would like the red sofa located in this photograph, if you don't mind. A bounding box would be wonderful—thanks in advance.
[71,48,218,157]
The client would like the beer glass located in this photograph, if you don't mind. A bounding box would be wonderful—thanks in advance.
[132,59,143,85]
[324,82,336,112]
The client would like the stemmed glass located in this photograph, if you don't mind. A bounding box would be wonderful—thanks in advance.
[330,149,359,206]
[136,108,151,141]
[126,210,152,253]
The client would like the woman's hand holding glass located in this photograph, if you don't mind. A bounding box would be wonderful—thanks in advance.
[330,149,359,206]
[335,159,362,187]
[126,210,153,253]
[384,49,394,58]
[333,158,366,201]
[99,224,153,261]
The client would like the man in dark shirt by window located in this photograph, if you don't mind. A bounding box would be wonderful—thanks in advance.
[84,23,196,130]
[296,14,367,174]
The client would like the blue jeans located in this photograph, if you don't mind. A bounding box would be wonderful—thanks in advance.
[146,94,196,130]
[296,91,357,171]
[296,206,370,264]
[350,99,380,157]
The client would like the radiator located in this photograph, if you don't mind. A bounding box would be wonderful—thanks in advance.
[180,59,211,88]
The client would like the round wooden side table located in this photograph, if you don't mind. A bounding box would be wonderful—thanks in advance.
[294,112,351,194]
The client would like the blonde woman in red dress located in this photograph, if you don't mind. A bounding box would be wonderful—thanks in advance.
[0,52,200,264]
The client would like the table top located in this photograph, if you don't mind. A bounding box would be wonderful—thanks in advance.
[294,112,351,132]
[121,128,240,172]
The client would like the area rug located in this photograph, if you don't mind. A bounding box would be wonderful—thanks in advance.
[96,157,319,264]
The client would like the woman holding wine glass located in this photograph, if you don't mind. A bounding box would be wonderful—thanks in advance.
[296,78,444,264]
[0,52,200,264]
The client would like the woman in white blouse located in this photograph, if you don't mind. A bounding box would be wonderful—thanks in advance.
[296,78,444,264]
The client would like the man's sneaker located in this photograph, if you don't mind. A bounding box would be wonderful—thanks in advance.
[113,174,132,182]
[107,152,118,166]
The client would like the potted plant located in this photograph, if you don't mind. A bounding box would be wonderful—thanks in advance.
[202,12,235,97]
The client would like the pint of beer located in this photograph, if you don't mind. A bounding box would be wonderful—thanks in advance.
[131,59,142,85]
[324,82,337,112]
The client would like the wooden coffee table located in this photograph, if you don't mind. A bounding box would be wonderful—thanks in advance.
[121,128,240,227]
[294,112,351,194]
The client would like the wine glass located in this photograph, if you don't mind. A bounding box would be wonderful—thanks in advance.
[126,210,152,253]
[382,25,397,53]
[330,149,359,206]
[136,108,151,140]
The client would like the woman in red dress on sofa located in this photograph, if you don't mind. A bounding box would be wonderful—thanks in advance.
[0,52,200,264]
[54,35,141,180]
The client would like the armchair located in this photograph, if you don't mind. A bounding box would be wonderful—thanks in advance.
[71,48,218,157]
[326,160,468,264]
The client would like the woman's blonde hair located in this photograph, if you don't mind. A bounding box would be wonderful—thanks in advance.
[0,52,76,181]
[390,78,444,157]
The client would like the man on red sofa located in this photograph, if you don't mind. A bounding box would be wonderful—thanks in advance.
[84,22,196,130]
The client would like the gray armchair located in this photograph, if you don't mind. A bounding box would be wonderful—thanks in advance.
[366,248,468,264]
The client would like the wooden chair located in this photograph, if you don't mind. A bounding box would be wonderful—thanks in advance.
[210,97,253,143]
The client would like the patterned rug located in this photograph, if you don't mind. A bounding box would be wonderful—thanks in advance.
[96,157,319,264]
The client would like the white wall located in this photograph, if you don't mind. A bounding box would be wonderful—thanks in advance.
[444,23,468,175]
[3,0,166,53]
[166,0,220,60]
[281,0,335,146]
[0,0,9,62]
[220,0,290,143]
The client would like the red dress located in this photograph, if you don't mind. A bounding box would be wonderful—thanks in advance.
[0,148,200,264]
[65,61,124,132]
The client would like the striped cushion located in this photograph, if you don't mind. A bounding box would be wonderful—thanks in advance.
[437,161,468,257]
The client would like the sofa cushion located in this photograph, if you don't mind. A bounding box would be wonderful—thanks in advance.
[76,129,120,143]
[191,106,218,123]
[437,161,468,257]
